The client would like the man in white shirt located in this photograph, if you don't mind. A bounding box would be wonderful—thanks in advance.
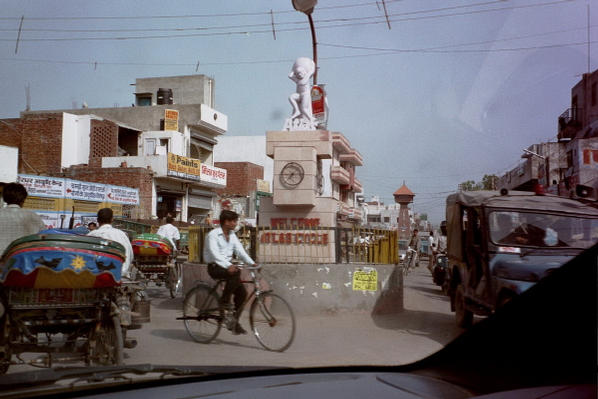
[156,216,180,251]
[203,210,257,335]
[0,183,45,254]
[88,208,134,279]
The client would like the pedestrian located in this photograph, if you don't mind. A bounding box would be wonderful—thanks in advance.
[408,228,421,268]
[87,222,97,231]
[0,182,45,254]
[428,231,437,273]
[87,208,134,279]
[156,216,180,252]
[203,210,258,335]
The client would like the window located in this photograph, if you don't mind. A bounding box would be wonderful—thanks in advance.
[145,139,156,155]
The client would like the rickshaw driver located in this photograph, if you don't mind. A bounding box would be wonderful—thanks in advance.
[203,210,258,335]
[88,208,134,279]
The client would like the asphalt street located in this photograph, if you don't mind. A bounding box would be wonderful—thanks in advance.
[8,260,464,372]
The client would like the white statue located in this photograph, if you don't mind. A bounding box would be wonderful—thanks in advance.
[288,57,315,124]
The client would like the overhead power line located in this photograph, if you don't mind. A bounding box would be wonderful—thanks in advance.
[0,0,405,21]
[0,0,578,42]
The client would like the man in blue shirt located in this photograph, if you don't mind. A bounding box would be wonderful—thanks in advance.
[203,210,257,335]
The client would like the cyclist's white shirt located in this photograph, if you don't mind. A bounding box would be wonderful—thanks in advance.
[157,223,180,250]
[203,227,255,269]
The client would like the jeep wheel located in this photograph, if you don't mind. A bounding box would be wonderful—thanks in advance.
[455,285,473,328]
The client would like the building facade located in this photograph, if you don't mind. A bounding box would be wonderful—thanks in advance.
[0,75,229,222]
[499,69,598,199]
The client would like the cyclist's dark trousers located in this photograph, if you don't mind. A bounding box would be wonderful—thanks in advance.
[207,263,247,314]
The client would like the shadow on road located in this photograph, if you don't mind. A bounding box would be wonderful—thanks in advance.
[150,329,262,351]
[371,310,463,346]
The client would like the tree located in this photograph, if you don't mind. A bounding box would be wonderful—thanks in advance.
[458,180,478,191]
[481,174,498,190]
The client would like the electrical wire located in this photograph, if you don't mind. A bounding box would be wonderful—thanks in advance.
[0,0,579,42]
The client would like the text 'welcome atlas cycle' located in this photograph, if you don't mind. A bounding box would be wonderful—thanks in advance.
[177,264,296,352]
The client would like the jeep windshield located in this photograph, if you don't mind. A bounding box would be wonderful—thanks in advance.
[489,211,598,249]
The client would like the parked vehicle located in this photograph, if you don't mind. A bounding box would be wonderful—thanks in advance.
[445,189,598,328]
[0,231,135,373]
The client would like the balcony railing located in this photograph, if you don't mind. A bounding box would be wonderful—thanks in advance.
[352,178,363,193]
[339,150,364,166]
[558,107,582,141]
[331,133,351,154]
[330,165,350,185]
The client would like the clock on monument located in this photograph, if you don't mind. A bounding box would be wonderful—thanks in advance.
[279,162,305,189]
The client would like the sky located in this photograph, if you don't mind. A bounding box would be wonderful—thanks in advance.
[1,0,596,224]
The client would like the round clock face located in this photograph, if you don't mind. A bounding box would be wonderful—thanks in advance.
[279,162,305,189]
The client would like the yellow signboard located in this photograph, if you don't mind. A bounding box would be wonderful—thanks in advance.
[164,109,179,131]
[167,153,201,182]
[352,269,378,291]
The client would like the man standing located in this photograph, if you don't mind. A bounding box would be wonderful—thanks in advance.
[156,216,180,252]
[408,228,421,268]
[0,183,45,254]
[87,208,134,279]
[203,210,257,335]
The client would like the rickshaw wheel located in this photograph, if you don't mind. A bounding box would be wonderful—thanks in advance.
[0,315,10,374]
[455,285,473,328]
[168,262,182,299]
[87,315,124,366]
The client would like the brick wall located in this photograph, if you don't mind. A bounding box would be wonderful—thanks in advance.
[64,165,154,218]
[89,119,118,167]
[0,118,22,149]
[215,162,263,196]
[0,114,64,175]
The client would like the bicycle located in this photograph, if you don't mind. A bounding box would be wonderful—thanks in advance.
[177,264,296,352]
[403,248,418,275]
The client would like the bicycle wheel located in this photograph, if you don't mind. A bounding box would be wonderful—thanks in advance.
[183,284,222,344]
[168,262,182,299]
[250,293,296,352]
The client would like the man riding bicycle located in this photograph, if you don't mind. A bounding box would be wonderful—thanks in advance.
[203,210,257,335]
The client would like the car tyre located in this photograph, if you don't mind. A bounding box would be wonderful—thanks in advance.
[455,285,473,328]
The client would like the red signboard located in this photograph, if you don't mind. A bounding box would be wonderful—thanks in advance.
[311,85,325,115]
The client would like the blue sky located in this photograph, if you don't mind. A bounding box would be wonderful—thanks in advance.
[1,0,596,223]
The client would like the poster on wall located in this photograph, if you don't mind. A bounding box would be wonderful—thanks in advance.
[36,212,63,229]
[17,175,65,198]
[107,185,139,205]
[64,179,107,202]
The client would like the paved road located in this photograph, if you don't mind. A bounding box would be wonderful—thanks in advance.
[122,261,462,368]
[8,261,464,372]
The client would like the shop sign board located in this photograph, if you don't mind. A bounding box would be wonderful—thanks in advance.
[65,179,107,202]
[256,179,271,194]
[200,164,227,187]
[167,152,201,182]
[164,109,179,131]
[106,185,139,205]
[17,174,65,198]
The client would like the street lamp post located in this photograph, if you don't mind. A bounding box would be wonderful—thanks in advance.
[292,0,318,85]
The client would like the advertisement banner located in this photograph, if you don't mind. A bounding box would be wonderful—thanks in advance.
[106,185,139,205]
[200,164,227,187]
[17,175,65,198]
[164,109,179,131]
[167,153,202,182]
[65,179,107,202]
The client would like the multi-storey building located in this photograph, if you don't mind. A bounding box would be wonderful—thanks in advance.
[499,69,598,199]
[0,74,228,223]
